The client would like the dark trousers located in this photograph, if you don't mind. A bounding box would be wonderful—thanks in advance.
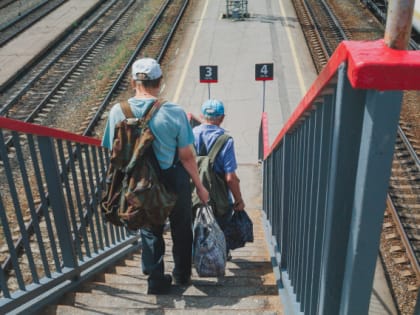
[140,162,192,282]
[215,208,233,232]
[215,207,233,254]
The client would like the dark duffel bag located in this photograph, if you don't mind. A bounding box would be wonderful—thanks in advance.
[224,210,254,250]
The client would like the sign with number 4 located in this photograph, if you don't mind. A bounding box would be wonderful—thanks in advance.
[255,63,273,81]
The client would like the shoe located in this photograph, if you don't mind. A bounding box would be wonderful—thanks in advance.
[227,250,232,261]
[173,274,191,286]
[147,274,172,294]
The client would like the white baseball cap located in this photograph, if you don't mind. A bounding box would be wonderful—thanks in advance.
[132,58,162,80]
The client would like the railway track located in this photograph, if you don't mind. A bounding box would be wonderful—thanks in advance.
[0,0,130,120]
[292,0,420,314]
[0,0,189,295]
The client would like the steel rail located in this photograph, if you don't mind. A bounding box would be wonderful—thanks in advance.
[398,125,420,171]
[386,195,420,282]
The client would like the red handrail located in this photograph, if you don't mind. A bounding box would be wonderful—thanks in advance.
[266,39,420,158]
[0,116,101,146]
[261,112,270,160]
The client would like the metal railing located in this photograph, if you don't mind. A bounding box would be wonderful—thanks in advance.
[260,39,420,315]
[0,117,140,314]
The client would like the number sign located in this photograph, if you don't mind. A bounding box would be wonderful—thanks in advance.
[200,65,218,83]
[255,63,273,81]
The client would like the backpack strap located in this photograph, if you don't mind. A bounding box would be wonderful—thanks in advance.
[198,133,207,156]
[120,99,165,124]
[143,98,165,123]
[207,134,231,164]
[120,101,135,118]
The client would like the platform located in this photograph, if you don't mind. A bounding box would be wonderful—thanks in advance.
[163,0,317,157]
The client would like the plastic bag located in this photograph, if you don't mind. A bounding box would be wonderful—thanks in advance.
[193,205,226,277]
[224,210,254,250]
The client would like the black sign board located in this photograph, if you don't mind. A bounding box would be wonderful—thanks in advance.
[200,65,218,83]
[255,63,273,81]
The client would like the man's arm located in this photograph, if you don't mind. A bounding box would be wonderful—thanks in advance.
[225,172,245,211]
[178,144,209,203]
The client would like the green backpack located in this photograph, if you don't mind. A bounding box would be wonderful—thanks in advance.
[192,134,231,217]
[101,100,177,231]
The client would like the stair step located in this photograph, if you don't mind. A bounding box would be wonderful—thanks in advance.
[68,292,282,310]
[46,305,281,315]
[110,265,273,277]
[98,273,276,286]
[81,281,278,296]
[120,259,274,270]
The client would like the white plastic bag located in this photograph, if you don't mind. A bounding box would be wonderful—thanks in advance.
[193,205,226,277]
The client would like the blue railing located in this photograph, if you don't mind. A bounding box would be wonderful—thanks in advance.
[260,40,420,315]
[0,118,140,314]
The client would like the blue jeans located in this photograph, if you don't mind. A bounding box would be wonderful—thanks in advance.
[140,162,192,282]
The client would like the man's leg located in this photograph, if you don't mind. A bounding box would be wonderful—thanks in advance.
[164,163,193,285]
[140,225,172,294]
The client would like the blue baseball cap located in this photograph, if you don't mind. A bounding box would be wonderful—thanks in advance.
[201,99,225,117]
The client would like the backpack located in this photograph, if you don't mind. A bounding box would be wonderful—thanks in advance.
[101,100,177,231]
[192,133,231,217]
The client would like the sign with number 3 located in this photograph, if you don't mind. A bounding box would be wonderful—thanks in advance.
[200,65,218,83]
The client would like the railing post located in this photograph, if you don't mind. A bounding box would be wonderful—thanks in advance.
[280,135,290,270]
[340,89,403,315]
[318,65,367,315]
[38,136,78,269]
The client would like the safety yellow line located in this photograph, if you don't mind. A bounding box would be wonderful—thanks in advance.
[173,0,209,103]
[278,0,307,95]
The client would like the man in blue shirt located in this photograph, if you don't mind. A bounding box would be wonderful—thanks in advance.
[102,58,209,294]
[193,99,245,244]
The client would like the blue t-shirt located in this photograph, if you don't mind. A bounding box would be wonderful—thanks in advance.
[192,124,237,174]
[101,97,194,170]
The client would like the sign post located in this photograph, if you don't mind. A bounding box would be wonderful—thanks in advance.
[200,65,218,99]
[255,63,273,112]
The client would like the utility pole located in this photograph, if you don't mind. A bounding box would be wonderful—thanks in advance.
[384,0,415,49]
